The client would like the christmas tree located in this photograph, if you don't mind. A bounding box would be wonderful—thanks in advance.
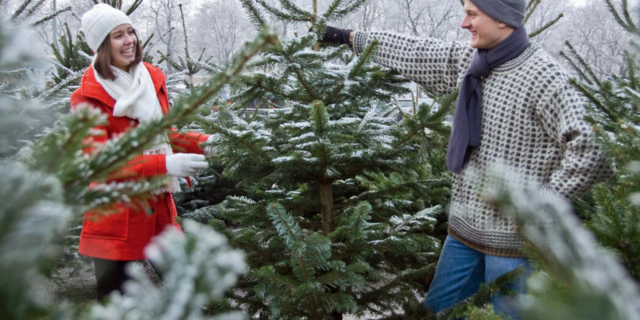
[191,0,453,318]
[560,0,640,283]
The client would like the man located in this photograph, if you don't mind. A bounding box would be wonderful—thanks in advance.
[322,0,612,318]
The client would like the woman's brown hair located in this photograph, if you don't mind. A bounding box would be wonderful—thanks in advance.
[94,28,143,80]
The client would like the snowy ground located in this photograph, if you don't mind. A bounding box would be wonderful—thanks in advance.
[50,262,403,319]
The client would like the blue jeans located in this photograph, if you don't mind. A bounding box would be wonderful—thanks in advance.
[423,236,531,319]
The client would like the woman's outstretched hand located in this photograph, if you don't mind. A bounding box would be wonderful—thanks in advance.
[166,154,208,177]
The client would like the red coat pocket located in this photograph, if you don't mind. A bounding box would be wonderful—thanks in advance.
[81,205,130,241]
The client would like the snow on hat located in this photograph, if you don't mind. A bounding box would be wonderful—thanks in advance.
[468,0,526,28]
[82,3,132,52]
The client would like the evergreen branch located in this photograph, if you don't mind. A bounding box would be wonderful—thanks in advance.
[47,57,75,76]
[340,179,449,209]
[350,202,371,241]
[206,124,272,162]
[123,0,143,15]
[326,40,378,105]
[187,30,277,108]
[38,69,85,101]
[178,4,191,63]
[528,12,562,39]
[560,51,593,84]
[240,0,268,28]
[197,47,207,62]
[267,203,301,244]
[313,0,318,30]
[278,0,312,17]
[245,81,310,103]
[323,0,345,20]
[156,51,183,71]
[25,0,45,18]
[78,50,93,61]
[359,265,434,302]
[257,0,310,22]
[525,0,537,11]
[394,124,423,149]
[315,270,346,287]
[187,58,221,73]
[32,6,71,26]
[141,33,154,50]
[625,51,638,92]
[299,256,319,320]
[604,0,637,34]
[438,267,523,320]
[487,169,640,319]
[593,126,624,162]
[564,40,601,88]
[311,100,330,136]
[569,79,619,122]
[524,0,540,23]
[256,270,299,289]
[347,40,377,79]
[11,0,32,20]
[43,112,97,176]
[0,68,28,75]
[622,0,639,35]
[264,203,318,318]
[284,55,320,100]
[331,0,367,20]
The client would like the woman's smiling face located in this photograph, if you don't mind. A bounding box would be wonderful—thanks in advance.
[109,24,137,71]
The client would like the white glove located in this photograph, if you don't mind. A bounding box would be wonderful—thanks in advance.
[202,135,216,157]
[166,154,208,177]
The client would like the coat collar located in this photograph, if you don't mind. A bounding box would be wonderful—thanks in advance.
[81,62,168,107]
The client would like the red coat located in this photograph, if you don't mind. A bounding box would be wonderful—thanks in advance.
[71,63,209,261]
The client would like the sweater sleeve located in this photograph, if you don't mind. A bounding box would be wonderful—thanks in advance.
[168,128,209,154]
[535,84,613,199]
[353,31,475,95]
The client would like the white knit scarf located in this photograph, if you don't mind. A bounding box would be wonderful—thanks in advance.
[93,59,180,193]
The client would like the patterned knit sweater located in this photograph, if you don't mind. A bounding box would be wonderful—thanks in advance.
[354,31,613,257]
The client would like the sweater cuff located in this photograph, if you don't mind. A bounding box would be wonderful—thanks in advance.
[353,31,370,56]
[157,154,167,175]
[143,154,167,177]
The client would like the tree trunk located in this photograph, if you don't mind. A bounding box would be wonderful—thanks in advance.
[319,181,334,235]
[320,181,340,319]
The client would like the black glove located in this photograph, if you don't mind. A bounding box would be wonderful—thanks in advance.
[321,26,353,46]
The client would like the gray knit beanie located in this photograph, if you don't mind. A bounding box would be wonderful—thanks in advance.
[469,0,526,28]
[82,4,132,52]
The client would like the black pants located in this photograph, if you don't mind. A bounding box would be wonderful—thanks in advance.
[93,258,164,301]
[93,258,130,301]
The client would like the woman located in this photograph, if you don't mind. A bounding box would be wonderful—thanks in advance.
[71,4,211,301]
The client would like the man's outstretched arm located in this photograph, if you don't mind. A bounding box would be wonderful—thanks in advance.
[322,27,474,95]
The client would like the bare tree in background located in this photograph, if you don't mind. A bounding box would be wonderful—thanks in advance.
[190,0,255,65]
[421,0,465,40]
[355,0,385,31]
[142,0,192,73]
[6,0,633,83]
[392,0,427,36]
[561,0,629,77]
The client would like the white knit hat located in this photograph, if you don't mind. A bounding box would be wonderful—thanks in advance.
[82,4,132,52]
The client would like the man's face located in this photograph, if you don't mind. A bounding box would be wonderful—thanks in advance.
[460,0,509,49]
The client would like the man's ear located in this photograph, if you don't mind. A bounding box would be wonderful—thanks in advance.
[498,22,509,29]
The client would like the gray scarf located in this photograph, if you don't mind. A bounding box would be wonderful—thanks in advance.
[446,27,530,173]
